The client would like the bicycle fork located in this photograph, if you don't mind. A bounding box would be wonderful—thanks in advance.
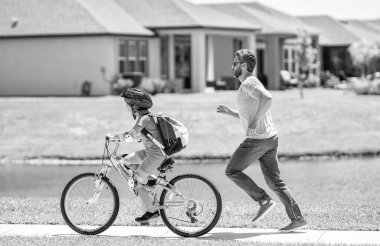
[86,166,111,204]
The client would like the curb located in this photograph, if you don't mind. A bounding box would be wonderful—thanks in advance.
[1,150,380,166]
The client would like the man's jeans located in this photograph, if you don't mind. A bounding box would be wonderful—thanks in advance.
[225,135,304,222]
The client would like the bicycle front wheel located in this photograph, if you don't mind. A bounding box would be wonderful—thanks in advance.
[159,174,222,237]
[60,173,119,235]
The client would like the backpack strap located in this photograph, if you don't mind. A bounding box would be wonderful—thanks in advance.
[140,128,165,149]
[148,112,165,124]
[150,114,158,124]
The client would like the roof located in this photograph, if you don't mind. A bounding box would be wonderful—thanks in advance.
[204,2,317,36]
[299,16,360,46]
[0,0,154,37]
[340,19,380,43]
[114,0,260,31]
[364,19,380,32]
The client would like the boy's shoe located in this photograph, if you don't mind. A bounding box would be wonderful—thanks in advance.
[252,199,276,223]
[279,219,308,232]
[146,178,158,187]
[135,210,160,223]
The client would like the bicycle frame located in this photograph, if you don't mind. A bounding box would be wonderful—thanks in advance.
[93,140,187,210]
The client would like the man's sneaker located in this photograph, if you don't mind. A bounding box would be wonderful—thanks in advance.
[279,219,308,232]
[252,199,276,223]
[135,211,159,223]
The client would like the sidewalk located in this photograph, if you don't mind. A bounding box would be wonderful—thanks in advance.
[0,224,379,245]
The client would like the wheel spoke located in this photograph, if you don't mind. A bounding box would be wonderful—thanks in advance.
[160,174,222,237]
[61,173,119,235]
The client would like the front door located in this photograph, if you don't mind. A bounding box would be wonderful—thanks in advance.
[257,49,268,88]
[175,35,191,89]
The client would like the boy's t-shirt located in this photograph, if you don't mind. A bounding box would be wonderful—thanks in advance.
[132,115,164,155]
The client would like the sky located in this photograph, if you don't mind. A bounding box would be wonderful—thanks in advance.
[187,0,380,20]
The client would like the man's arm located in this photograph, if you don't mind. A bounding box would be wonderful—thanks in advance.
[248,85,272,129]
[216,104,240,119]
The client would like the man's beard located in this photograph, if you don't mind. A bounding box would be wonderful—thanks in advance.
[233,67,242,78]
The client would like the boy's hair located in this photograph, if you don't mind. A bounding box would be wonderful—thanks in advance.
[235,49,256,73]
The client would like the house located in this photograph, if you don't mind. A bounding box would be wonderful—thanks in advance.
[205,2,318,90]
[0,0,258,96]
[299,16,360,77]
[363,19,380,33]
[339,19,380,75]
[114,0,260,92]
[0,0,156,96]
[340,19,380,43]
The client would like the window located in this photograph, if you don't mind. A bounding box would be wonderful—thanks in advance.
[282,45,297,74]
[160,35,169,79]
[118,42,126,73]
[119,40,148,75]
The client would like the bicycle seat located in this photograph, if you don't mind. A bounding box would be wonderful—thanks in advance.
[157,158,175,172]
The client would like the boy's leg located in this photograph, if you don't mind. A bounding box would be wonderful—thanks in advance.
[135,186,156,213]
[258,136,305,224]
[134,154,165,222]
[120,150,146,170]
[122,150,157,222]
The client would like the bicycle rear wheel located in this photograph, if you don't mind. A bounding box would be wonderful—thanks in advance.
[60,173,119,235]
[159,174,222,237]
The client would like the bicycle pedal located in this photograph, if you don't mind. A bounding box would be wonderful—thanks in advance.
[140,222,150,226]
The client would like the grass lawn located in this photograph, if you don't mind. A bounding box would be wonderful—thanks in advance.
[1,197,379,232]
[1,158,380,231]
[1,88,380,159]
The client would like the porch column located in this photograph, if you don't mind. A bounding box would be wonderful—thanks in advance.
[191,30,206,92]
[206,35,215,83]
[247,33,257,76]
[168,34,175,80]
[267,36,281,90]
[148,38,160,78]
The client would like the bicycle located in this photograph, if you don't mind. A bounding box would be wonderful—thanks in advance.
[60,138,222,237]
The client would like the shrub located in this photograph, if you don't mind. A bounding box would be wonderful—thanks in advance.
[350,77,380,95]
[138,78,166,95]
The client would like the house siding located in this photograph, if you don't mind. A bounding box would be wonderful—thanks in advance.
[213,36,235,82]
[0,36,114,96]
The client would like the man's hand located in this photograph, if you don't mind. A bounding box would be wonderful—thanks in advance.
[217,104,240,119]
[216,104,232,115]
[246,122,258,135]
[249,121,258,130]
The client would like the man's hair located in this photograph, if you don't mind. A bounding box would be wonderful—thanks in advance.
[235,49,256,73]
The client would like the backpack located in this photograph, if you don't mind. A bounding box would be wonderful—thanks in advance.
[141,113,189,156]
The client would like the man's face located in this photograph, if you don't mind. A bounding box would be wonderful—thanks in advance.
[232,57,242,78]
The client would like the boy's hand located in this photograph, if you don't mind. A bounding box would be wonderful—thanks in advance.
[105,134,120,142]
[105,133,113,140]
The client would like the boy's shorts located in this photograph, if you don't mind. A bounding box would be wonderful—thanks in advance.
[122,149,166,175]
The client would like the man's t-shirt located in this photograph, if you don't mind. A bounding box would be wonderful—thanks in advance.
[236,76,277,139]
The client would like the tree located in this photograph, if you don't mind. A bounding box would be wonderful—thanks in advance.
[348,40,380,77]
[295,30,318,99]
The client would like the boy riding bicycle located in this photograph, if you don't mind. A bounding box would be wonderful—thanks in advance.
[106,88,166,223]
